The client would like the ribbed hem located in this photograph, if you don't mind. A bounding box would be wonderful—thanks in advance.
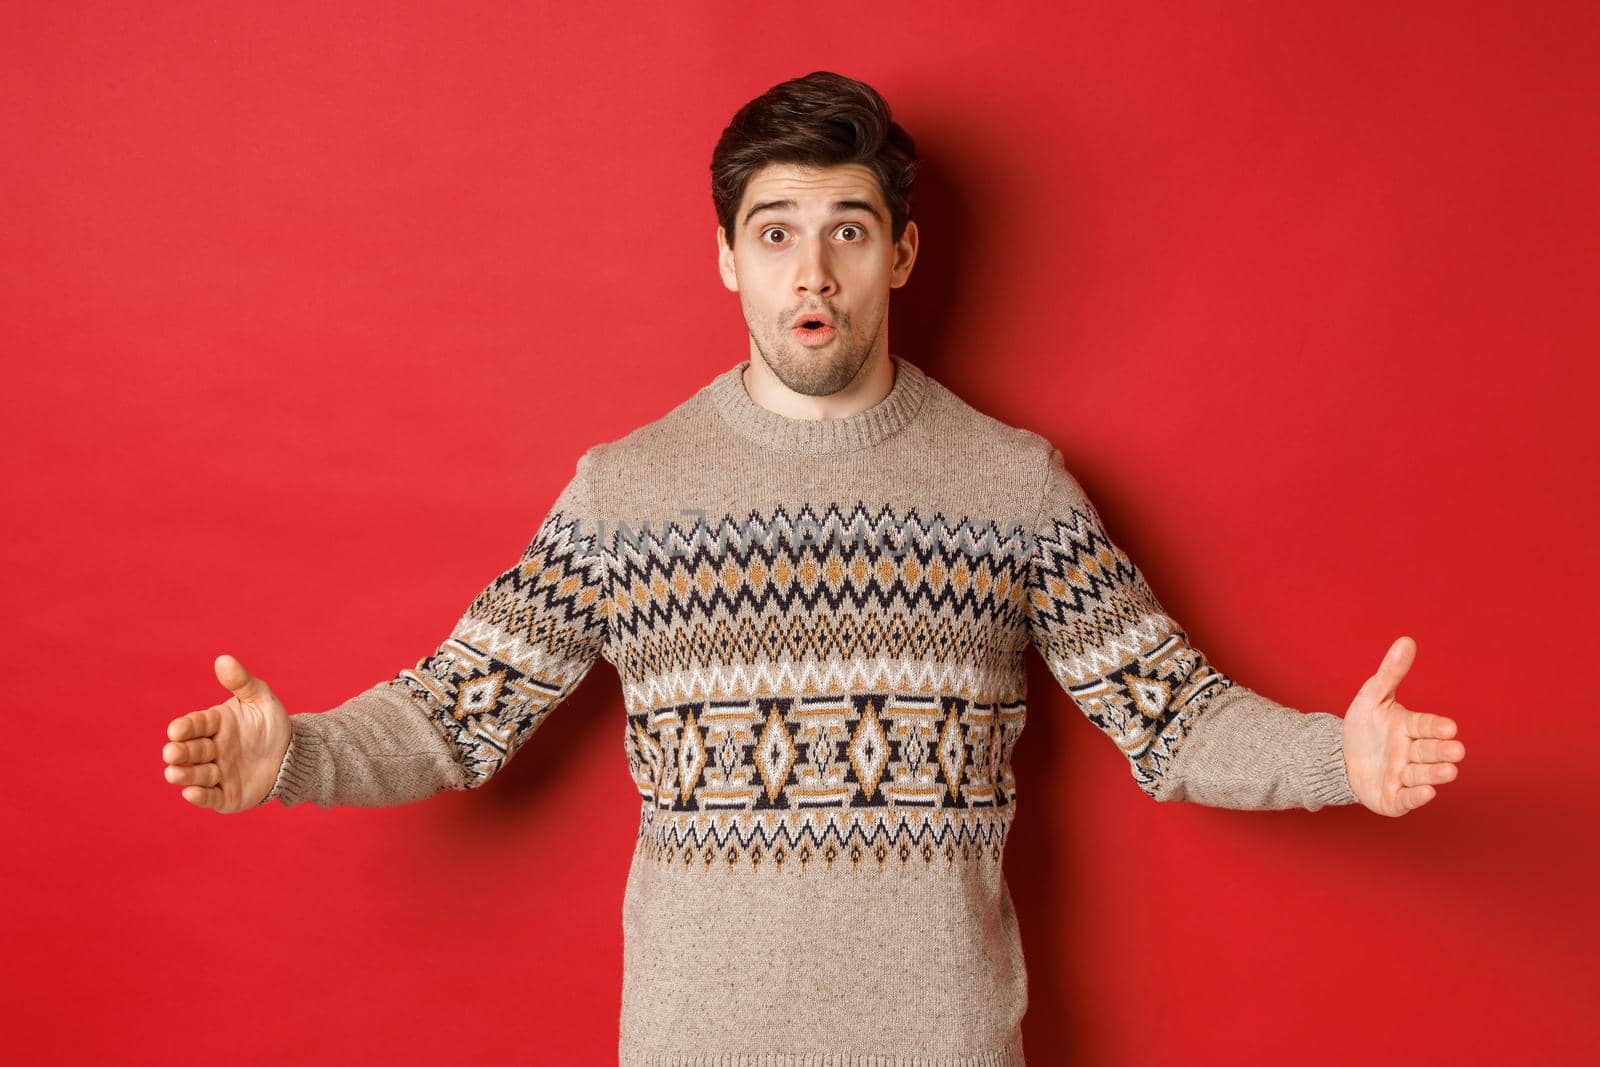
[1301,713,1359,810]
[706,354,931,455]
[619,1037,1025,1066]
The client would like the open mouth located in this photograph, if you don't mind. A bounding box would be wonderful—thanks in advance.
[792,319,836,343]
[791,312,837,343]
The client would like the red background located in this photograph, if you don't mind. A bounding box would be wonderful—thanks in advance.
[4,2,1595,1063]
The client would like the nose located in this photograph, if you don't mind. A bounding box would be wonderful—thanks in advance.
[794,237,837,300]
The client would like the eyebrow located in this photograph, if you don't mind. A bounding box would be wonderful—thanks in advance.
[742,198,885,228]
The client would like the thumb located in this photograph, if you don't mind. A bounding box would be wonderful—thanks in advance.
[214,653,275,705]
[1362,635,1416,702]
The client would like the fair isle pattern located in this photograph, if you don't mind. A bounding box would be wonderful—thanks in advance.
[383,488,1248,845]
[387,499,609,784]
[609,503,1036,708]
[625,692,1025,872]
[608,503,1037,870]
[638,806,1012,874]
[1024,497,1235,797]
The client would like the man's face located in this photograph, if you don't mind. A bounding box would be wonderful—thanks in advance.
[717,162,917,397]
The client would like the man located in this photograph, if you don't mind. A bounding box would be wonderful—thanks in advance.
[161,70,1464,1064]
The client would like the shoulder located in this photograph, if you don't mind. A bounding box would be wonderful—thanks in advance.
[922,374,1102,530]
[573,374,718,498]
[922,372,1062,488]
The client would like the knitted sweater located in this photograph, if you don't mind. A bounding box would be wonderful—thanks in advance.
[268,354,1358,1065]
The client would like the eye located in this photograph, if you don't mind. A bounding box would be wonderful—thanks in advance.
[836,224,865,242]
[760,226,788,245]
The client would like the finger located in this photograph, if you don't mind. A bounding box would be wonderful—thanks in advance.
[1406,709,1457,739]
[168,708,222,741]
[1401,762,1458,787]
[166,762,221,787]
[1361,636,1416,703]
[1397,784,1435,812]
[1408,738,1465,763]
[182,784,223,809]
[163,737,218,765]
[214,653,273,705]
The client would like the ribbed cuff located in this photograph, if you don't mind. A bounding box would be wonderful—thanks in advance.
[254,732,294,808]
[1301,713,1359,810]
[268,715,328,809]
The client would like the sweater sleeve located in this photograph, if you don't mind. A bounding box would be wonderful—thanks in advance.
[1022,445,1358,811]
[268,447,613,809]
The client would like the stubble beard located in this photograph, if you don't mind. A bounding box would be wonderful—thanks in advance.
[748,305,883,398]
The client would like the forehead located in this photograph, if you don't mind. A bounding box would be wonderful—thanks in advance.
[738,162,886,216]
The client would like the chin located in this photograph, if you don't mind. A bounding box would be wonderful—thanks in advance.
[782,350,862,392]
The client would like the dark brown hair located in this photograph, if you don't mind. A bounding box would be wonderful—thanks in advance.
[711,71,918,249]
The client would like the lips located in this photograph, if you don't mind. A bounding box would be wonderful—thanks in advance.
[791,311,836,330]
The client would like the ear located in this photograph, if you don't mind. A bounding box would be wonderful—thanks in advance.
[717,226,739,292]
[889,219,918,289]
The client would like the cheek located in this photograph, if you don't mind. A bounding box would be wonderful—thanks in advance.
[740,279,784,317]
[847,256,893,292]
[734,261,776,299]
[736,290,776,326]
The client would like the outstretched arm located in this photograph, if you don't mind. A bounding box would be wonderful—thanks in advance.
[266,446,614,809]
[1022,444,1464,813]
[164,446,613,812]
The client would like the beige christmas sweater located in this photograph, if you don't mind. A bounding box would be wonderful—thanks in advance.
[265,354,1358,1066]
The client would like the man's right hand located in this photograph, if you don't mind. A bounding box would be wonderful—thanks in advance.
[163,654,292,813]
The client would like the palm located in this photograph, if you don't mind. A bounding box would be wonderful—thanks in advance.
[1342,636,1465,816]
[162,654,291,813]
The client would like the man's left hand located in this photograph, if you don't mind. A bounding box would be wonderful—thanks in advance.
[1342,636,1465,816]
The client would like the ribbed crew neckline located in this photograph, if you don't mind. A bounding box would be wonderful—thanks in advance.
[706,354,932,455]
